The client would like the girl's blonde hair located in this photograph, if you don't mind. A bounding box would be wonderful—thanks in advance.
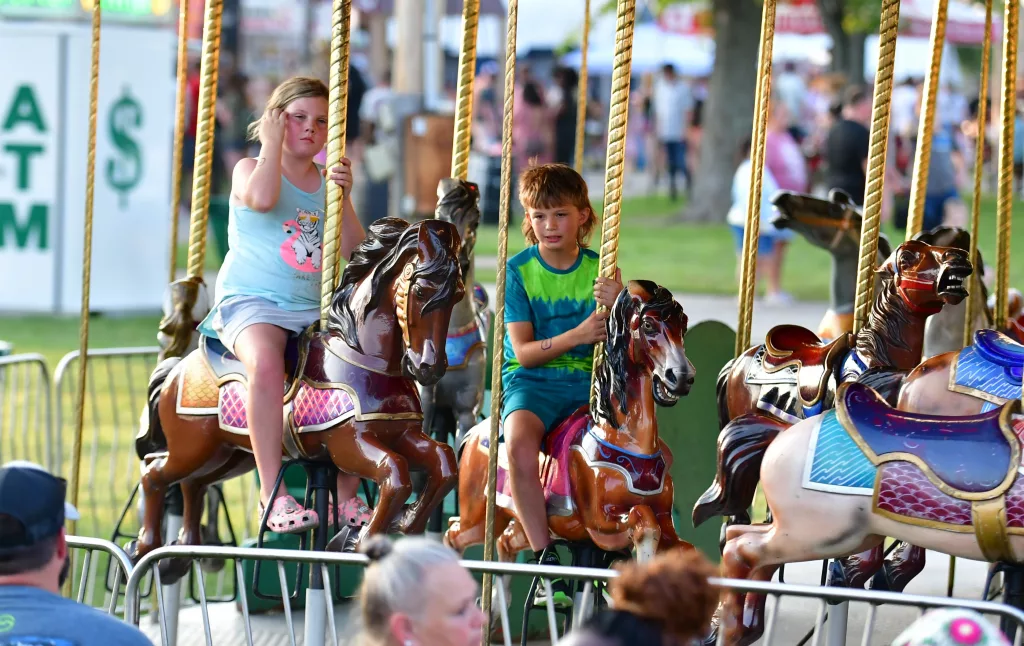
[518,163,598,247]
[245,76,329,142]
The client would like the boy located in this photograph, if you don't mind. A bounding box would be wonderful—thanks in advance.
[502,164,622,607]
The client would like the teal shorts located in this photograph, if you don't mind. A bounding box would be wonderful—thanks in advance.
[500,374,591,433]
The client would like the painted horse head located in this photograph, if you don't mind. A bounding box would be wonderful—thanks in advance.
[435,178,481,283]
[877,238,972,314]
[327,217,465,385]
[771,189,893,260]
[593,280,694,427]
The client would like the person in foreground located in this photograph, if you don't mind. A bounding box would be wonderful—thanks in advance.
[502,164,623,608]
[351,535,485,646]
[0,461,152,645]
[557,549,719,646]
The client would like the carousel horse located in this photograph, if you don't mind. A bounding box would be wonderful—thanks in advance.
[130,217,465,582]
[770,190,892,342]
[445,280,696,595]
[694,237,972,528]
[771,190,990,356]
[714,380,1024,646]
[418,179,490,453]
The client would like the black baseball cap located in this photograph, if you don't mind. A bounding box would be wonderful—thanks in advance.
[0,461,79,549]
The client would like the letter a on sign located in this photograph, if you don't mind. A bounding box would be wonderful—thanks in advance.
[2,85,47,133]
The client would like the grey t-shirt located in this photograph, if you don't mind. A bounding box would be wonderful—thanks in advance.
[907,128,959,196]
[0,586,152,646]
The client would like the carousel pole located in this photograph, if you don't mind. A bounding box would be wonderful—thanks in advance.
[450,0,480,182]
[481,0,518,636]
[904,0,949,240]
[589,0,636,408]
[993,0,1017,331]
[167,0,190,283]
[852,0,901,334]
[319,0,352,329]
[963,0,993,350]
[574,0,591,173]
[734,0,776,357]
[69,0,102,538]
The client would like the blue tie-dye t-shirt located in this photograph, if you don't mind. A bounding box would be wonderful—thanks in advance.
[502,245,599,387]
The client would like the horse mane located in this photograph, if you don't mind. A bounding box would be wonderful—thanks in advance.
[327,217,462,352]
[436,179,481,276]
[854,278,913,367]
[593,280,686,425]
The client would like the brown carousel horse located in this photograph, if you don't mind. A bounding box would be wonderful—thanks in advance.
[715,380,1024,645]
[694,237,972,529]
[445,281,696,591]
[130,217,465,580]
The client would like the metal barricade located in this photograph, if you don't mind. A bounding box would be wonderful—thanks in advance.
[0,353,54,469]
[123,545,1024,646]
[65,535,134,617]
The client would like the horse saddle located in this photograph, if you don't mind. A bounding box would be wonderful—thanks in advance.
[762,325,850,407]
[837,382,1020,499]
[200,332,307,393]
[974,330,1024,372]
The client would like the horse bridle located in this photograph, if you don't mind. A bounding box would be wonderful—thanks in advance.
[782,209,859,251]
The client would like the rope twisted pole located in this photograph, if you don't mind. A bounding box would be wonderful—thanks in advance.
[574,0,591,173]
[69,0,102,530]
[589,0,636,409]
[168,0,190,283]
[734,0,776,357]
[852,0,901,334]
[964,0,993,348]
[320,0,353,329]
[450,0,480,182]
[994,0,1017,331]
[481,0,518,634]
[184,0,223,279]
[905,0,949,240]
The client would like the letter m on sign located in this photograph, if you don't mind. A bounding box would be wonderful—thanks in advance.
[0,204,48,250]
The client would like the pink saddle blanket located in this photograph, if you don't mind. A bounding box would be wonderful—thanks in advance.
[494,407,590,517]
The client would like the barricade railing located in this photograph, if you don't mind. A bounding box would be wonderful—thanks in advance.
[0,353,54,469]
[65,535,133,617]
[122,545,1024,646]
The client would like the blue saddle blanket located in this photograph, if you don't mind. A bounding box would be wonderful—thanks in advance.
[802,409,874,495]
[953,330,1023,412]
[446,321,486,369]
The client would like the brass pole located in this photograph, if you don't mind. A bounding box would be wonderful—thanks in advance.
[734,0,776,357]
[589,0,636,407]
[167,0,190,283]
[451,0,480,182]
[69,0,102,532]
[852,0,901,334]
[964,0,993,348]
[320,0,353,329]
[184,0,223,278]
[994,0,1018,331]
[574,0,591,173]
[481,0,519,635]
[905,0,949,239]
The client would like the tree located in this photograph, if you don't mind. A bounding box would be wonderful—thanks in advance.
[817,0,879,84]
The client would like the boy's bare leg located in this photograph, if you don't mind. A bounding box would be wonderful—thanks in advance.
[504,410,550,552]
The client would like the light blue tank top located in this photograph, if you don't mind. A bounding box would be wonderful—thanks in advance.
[200,170,327,333]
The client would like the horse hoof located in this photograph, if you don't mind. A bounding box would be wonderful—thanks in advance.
[326,525,360,553]
[158,557,191,586]
[199,525,226,574]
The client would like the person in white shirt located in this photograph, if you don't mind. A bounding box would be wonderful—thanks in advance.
[652,64,693,200]
[726,137,789,304]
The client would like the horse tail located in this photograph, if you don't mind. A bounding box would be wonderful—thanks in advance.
[715,357,735,430]
[135,357,180,460]
[692,414,786,528]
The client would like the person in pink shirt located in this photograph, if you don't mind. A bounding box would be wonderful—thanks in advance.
[761,97,806,305]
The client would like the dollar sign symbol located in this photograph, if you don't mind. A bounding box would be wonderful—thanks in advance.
[106,87,144,210]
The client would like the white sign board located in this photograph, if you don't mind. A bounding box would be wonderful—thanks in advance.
[0,22,174,314]
[0,33,60,311]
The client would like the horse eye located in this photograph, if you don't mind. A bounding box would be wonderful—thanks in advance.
[413,285,424,298]
[642,319,655,334]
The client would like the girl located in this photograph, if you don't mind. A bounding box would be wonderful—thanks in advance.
[198,77,369,534]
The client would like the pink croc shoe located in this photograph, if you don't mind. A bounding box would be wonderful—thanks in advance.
[328,496,372,528]
[259,495,319,535]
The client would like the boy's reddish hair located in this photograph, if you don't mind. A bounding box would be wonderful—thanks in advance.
[518,164,598,247]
